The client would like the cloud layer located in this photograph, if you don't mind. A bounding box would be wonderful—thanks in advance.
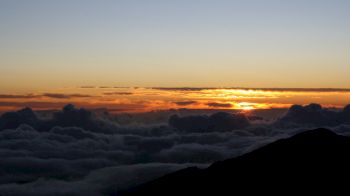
[169,112,250,132]
[0,104,350,195]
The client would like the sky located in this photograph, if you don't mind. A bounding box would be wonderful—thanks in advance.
[1,0,350,112]
[2,1,350,194]
[1,0,350,92]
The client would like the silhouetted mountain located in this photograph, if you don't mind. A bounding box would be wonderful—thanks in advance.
[121,128,350,195]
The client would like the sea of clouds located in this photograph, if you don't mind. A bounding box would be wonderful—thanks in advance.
[0,103,350,195]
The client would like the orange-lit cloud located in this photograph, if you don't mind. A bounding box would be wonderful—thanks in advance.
[0,87,349,113]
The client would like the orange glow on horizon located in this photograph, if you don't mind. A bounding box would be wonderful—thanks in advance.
[0,87,349,113]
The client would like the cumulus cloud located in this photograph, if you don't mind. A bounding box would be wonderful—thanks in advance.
[276,103,350,126]
[0,104,118,134]
[0,107,38,130]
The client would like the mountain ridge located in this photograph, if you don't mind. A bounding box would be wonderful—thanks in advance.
[120,128,350,195]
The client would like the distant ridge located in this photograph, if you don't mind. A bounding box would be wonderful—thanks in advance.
[121,128,350,195]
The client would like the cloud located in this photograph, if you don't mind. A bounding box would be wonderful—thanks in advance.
[169,112,250,132]
[152,87,350,92]
[103,92,134,96]
[0,94,40,99]
[0,93,93,100]
[154,144,226,163]
[174,101,197,106]
[0,163,196,196]
[340,104,350,123]
[80,86,96,89]
[48,104,117,134]
[0,104,350,195]
[235,88,350,92]
[0,107,38,130]
[42,93,93,99]
[50,127,95,140]
[152,87,213,91]
[276,103,350,126]
[0,104,119,134]
[207,102,232,108]
[0,101,69,109]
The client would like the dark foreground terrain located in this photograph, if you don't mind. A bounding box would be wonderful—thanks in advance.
[121,128,350,195]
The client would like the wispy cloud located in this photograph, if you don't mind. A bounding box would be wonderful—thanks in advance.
[151,87,350,92]
[174,101,198,106]
[152,87,215,91]
[103,92,133,96]
[207,102,232,108]
[0,94,40,99]
[42,93,93,99]
[80,86,96,89]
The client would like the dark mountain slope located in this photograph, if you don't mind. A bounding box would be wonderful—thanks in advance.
[121,128,350,195]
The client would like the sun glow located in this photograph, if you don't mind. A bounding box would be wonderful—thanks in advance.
[0,87,349,113]
[237,103,255,110]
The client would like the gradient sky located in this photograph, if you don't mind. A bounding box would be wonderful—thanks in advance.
[1,0,350,92]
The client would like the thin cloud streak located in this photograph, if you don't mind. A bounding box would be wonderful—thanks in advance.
[151,87,350,92]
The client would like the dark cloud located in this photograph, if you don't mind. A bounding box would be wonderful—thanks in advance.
[169,112,250,132]
[48,104,116,134]
[207,102,232,108]
[340,104,350,123]
[0,112,256,194]
[276,103,350,126]
[0,163,195,196]
[43,93,93,99]
[0,104,350,195]
[174,101,197,106]
[0,107,38,130]
[0,104,117,133]
[154,144,225,163]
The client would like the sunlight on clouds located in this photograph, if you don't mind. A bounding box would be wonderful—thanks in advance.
[0,87,350,113]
